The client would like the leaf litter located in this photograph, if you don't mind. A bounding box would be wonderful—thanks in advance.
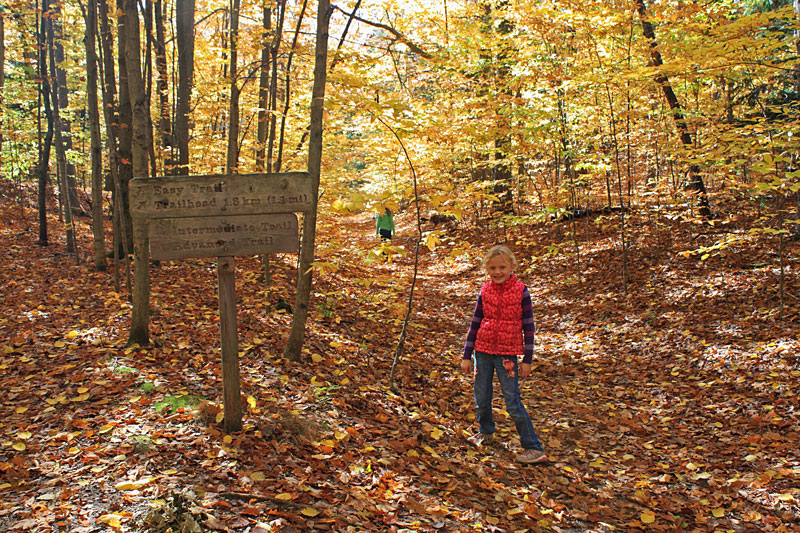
[0,202,798,532]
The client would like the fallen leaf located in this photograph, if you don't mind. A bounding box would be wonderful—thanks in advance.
[97,514,123,530]
[114,477,154,491]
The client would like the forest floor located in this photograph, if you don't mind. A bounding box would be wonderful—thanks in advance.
[1,190,799,533]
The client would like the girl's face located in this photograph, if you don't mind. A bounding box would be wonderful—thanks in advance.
[485,255,514,284]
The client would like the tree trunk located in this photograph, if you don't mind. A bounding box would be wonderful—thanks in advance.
[795,0,799,95]
[635,0,712,218]
[154,0,173,173]
[284,0,331,361]
[53,9,79,213]
[48,19,76,256]
[38,0,55,247]
[255,2,274,307]
[142,0,158,177]
[98,0,119,188]
[115,0,135,253]
[226,0,241,174]
[123,0,151,346]
[723,76,733,123]
[556,88,574,205]
[122,0,149,180]
[1,13,4,170]
[479,1,514,213]
[214,10,230,137]
[266,1,286,172]
[255,4,272,172]
[82,0,107,271]
[176,0,195,175]
[275,0,309,172]
[98,0,132,292]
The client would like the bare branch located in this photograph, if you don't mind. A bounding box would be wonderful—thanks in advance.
[331,4,433,60]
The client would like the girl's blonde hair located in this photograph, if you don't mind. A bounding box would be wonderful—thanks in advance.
[481,245,517,269]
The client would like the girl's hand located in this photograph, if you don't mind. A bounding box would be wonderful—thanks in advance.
[519,363,532,379]
[460,358,473,375]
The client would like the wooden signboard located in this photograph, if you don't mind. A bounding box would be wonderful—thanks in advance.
[148,213,299,260]
[130,172,313,219]
[130,172,312,433]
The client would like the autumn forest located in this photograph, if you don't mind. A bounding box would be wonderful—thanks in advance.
[1,0,799,531]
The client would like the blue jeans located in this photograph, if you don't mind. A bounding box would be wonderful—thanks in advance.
[473,351,544,451]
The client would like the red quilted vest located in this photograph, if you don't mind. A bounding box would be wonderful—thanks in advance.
[474,274,525,355]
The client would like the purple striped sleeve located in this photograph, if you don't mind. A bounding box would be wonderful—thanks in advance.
[463,294,484,359]
[522,288,536,364]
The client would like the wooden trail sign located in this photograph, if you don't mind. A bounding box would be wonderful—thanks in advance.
[148,214,298,260]
[130,172,313,219]
[130,172,312,433]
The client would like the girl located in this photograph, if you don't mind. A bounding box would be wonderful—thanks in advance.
[461,245,547,464]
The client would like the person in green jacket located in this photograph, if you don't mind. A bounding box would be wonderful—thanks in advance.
[376,207,395,240]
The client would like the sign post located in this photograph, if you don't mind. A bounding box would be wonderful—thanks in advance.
[217,256,241,431]
[131,172,313,432]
